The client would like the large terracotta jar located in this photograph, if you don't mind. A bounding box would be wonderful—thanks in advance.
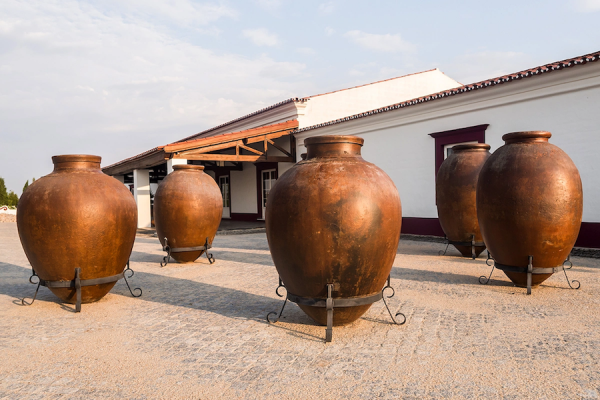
[266,135,402,326]
[436,143,491,258]
[17,155,137,304]
[477,131,583,287]
[154,165,222,263]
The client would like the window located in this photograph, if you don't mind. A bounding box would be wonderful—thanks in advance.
[429,124,489,177]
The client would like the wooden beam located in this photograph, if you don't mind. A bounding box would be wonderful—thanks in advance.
[267,139,292,157]
[164,120,299,152]
[239,144,263,155]
[178,140,243,156]
[245,129,294,144]
[174,154,294,163]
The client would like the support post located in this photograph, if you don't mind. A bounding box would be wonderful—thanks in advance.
[167,158,187,174]
[133,169,151,228]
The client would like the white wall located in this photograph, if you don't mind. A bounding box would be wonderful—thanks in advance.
[298,69,461,128]
[295,62,600,222]
[231,163,257,214]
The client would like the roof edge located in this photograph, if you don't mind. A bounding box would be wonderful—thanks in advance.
[294,50,600,135]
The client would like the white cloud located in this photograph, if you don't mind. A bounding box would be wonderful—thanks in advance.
[0,0,309,195]
[344,30,415,53]
[318,2,335,14]
[296,47,316,55]
[325,26,335,36]
[574,0,600,11]
[242,28,279,46]
[255,0,284,12]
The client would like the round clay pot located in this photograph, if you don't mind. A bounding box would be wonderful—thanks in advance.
[436,143,491,257]
[266,135,402,326]
[154,165,222,263]
[477,131,583,287]
[17,155,137,304]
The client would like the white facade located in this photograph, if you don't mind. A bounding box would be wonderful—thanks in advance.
[294,61,600,223]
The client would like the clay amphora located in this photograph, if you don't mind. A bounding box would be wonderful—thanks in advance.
[477,131,583,287]
[153,165,222,263]
[436,143,490,257]
[17,155,137,304]
[266,135,402,326]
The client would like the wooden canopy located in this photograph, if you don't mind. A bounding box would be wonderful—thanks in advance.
[102,120,298,176]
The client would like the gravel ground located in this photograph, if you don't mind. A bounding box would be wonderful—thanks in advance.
[1,222,599,399]
[0,214,16,223]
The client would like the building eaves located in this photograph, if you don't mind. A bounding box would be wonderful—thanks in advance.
[294,50,600,134]
[102,146,164,172]
[175,97,308,143]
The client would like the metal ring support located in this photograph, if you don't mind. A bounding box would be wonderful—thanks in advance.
[161,237,215,267]
[267,274,406,343]
[21,261,142,312]
[439,235,485,259]
[479,254,580,294]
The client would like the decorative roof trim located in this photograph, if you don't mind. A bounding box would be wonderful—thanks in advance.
[294,51,600,135]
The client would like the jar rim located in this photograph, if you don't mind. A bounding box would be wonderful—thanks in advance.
[502,131,552,142]
[451,143,491,152]
[304,135,364,147]
[52,155,101,164]
[173,164,204,171]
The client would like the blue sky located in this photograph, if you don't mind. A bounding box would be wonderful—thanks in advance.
[1,0,599,195]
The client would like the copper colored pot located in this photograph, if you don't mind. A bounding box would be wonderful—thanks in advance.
[154,165,222,263]
[477,131,583,287]
[266,135,402,326]
[17,155,137,304]
[436,143,490,257]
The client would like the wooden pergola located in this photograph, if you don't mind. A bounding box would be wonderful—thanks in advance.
[102,120,299,176]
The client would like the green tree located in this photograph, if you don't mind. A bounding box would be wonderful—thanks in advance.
[6,191,18,207]
[23,179,29,193]
[0,177,7,206]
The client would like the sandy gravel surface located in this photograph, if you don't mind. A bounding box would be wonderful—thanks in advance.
[0,214,16,223]
[1,222,599,399]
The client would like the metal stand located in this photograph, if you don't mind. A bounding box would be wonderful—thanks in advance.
[479,254,580,295]
[161,237,215,267]
[267,275,406,343]
[439,235,485,259]
[21,261,142,312]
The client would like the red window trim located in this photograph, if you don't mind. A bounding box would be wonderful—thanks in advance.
[429,124,489,178]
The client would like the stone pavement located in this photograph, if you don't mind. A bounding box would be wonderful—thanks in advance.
[1,221,599,399]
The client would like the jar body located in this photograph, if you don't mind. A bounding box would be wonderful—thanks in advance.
[17,155,137,304]
[154,165,222,263]
[266,136,402,326]
[436,144,490,257]
[476,132,583,287]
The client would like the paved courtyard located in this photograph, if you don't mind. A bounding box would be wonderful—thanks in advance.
[1,222,599,399]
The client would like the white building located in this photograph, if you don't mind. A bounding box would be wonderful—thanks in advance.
[103,50,600,248]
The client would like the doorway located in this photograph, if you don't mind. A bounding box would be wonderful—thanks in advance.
[260,169,277,220]
[218,175,230,219]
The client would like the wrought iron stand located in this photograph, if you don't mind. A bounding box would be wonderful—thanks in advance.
[439,234,485,259]
[267,275,406,343]
[161,237,215,267]
[21,261,142,312]
[479,254,580,295]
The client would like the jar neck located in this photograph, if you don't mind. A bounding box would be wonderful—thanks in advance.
[52,155,101,172]
[304,136,364,160]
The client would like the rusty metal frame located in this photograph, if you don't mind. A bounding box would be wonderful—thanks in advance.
[267,275,406,343]
[160,237,215,267]
[439,235,485,259]
[479,254,580,295]
[21,261,142,312]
